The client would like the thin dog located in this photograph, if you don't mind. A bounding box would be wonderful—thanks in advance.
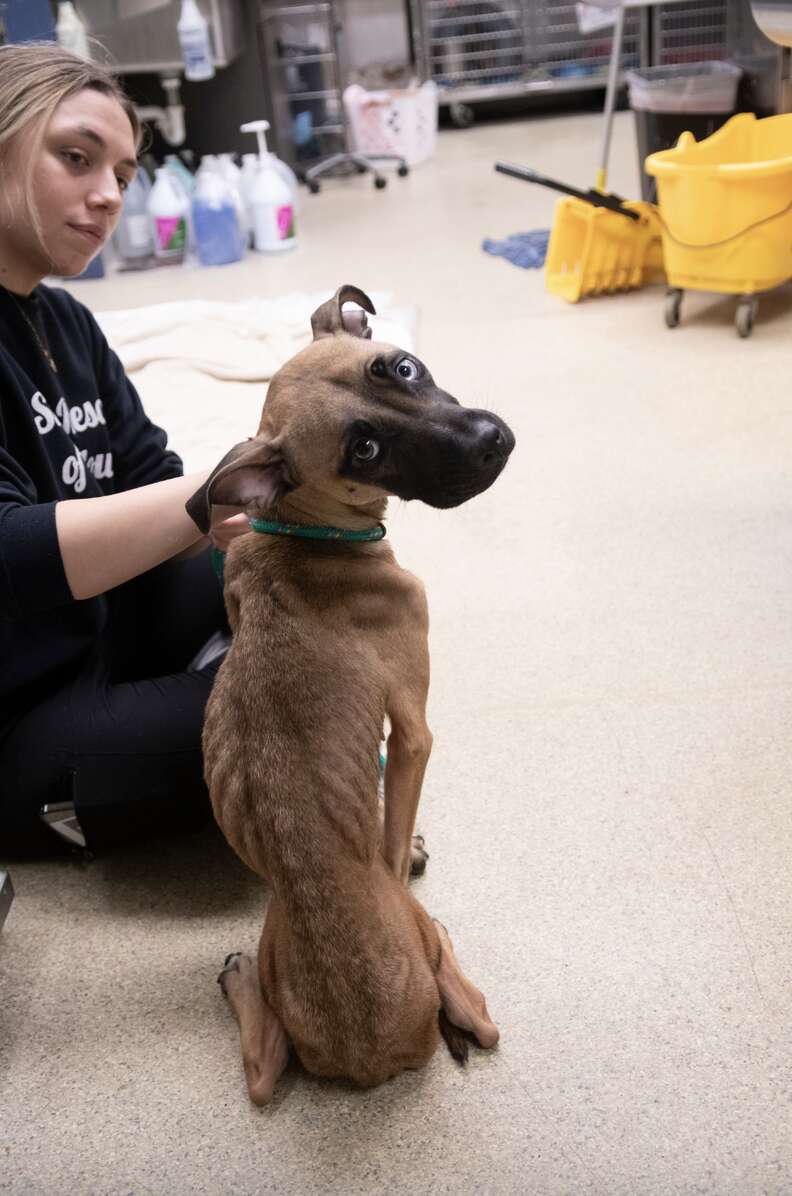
[187,285,515,1104]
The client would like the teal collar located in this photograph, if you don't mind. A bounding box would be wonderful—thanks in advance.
[249,517,386,542]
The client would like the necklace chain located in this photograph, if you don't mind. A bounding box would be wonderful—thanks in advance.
[4,288,58,373]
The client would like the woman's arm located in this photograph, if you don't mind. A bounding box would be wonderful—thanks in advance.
[56,470,211,600]
[172,508,251,561]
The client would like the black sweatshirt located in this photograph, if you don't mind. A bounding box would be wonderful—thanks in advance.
[0,284,183,727]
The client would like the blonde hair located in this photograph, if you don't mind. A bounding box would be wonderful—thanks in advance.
[0,43,142,259]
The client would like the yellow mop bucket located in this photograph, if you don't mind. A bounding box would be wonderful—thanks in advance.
[646,112,792,335]
[494,163,665,303]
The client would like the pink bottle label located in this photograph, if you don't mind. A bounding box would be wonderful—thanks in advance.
[155,216,186,252]
[277,205,295,240]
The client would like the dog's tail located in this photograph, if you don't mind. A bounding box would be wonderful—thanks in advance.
[438,1007,470,1065]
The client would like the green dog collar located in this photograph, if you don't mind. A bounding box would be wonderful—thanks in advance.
[248,517,386,542]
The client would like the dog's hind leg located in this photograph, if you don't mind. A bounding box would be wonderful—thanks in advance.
[433,920,499,1053]
[218,952,289,1106]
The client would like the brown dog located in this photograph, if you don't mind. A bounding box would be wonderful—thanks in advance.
[187,285,514,1104]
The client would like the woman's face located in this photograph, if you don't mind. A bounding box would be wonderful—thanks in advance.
[1,87,137,290]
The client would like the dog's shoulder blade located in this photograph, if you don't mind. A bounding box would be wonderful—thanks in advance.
[379,564,428,632]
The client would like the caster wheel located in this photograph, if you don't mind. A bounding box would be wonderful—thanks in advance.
[355,163,367,174]
[374,176,387,190]
[450,102,474,129]
[664,288,683,329]
[397,163,409,177]
[307,179,320,194]
[735,296,758,339]
[296,171,307,185]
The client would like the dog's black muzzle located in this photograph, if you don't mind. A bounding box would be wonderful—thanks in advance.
[384,407,516,509]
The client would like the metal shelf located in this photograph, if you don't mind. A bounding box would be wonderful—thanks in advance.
[257,0,347,168]
[274,51,337,66]
[410,0,742,108]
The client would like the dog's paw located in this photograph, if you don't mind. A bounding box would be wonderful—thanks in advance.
[410,833,429,878]
[217,951,252,998]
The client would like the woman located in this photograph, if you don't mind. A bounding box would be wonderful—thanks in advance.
[0,44,247,857]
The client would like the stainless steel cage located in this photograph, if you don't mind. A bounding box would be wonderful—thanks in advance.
[652,1,729,64]
[410,0,645,115]
[409,0,762,121]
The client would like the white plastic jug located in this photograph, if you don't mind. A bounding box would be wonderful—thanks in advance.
[191,165,244,266]
[148,167,189,260]
[250,161,296,253]
[240,121,298,253]
[165,154,197,197]
[217,153,250,242]
[115,171,154,263]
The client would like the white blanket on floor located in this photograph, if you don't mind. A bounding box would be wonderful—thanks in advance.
[96,291,417,473]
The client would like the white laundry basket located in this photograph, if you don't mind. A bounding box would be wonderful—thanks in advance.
[343,81,438,167]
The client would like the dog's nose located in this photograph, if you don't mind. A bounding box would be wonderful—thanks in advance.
[475,421,508,467]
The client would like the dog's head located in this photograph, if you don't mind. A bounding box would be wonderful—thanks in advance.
[186,284,515,533]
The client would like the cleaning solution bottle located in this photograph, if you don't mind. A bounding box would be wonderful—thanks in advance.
[177,0,215,82]
[56,2,91,59]
[240,120,297,253]
[147,166,189,261]
[242,146,299,209]
[217,153,249,249]
[191,159,244,266]
[240,127,300,209]
[165,153,197,198]
[240,153,260,246]
[114,170,154,266]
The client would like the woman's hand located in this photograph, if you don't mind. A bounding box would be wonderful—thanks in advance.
[209,507,251,552]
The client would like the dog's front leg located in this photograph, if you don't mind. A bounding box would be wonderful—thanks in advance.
[383,699,432,886]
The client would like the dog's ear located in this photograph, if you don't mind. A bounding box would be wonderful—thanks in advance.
[311,284,376,341]
[185,438,292,533]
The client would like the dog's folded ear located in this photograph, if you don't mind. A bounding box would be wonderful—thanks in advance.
[311,284,376,341]
[186,438,293,534]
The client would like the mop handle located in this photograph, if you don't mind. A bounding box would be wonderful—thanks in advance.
[598,0,626,193]
[494,163,640,221]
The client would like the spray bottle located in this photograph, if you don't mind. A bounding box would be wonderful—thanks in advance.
[177,0,215,82]
[56,2,91,59]
[240,120,297,253]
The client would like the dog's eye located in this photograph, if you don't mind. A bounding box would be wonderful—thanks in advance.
[370,358,387,379]
[396,358,418,382]
[353,437,380,462]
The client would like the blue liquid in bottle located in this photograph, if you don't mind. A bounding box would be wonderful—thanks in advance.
[192,198,243,266]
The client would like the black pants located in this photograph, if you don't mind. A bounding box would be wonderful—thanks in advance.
[0,551,227,858]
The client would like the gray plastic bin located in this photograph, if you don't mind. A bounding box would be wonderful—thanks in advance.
[627,62,743,200]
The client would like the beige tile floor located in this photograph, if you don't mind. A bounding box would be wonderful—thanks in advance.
[2,109,791,1195]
